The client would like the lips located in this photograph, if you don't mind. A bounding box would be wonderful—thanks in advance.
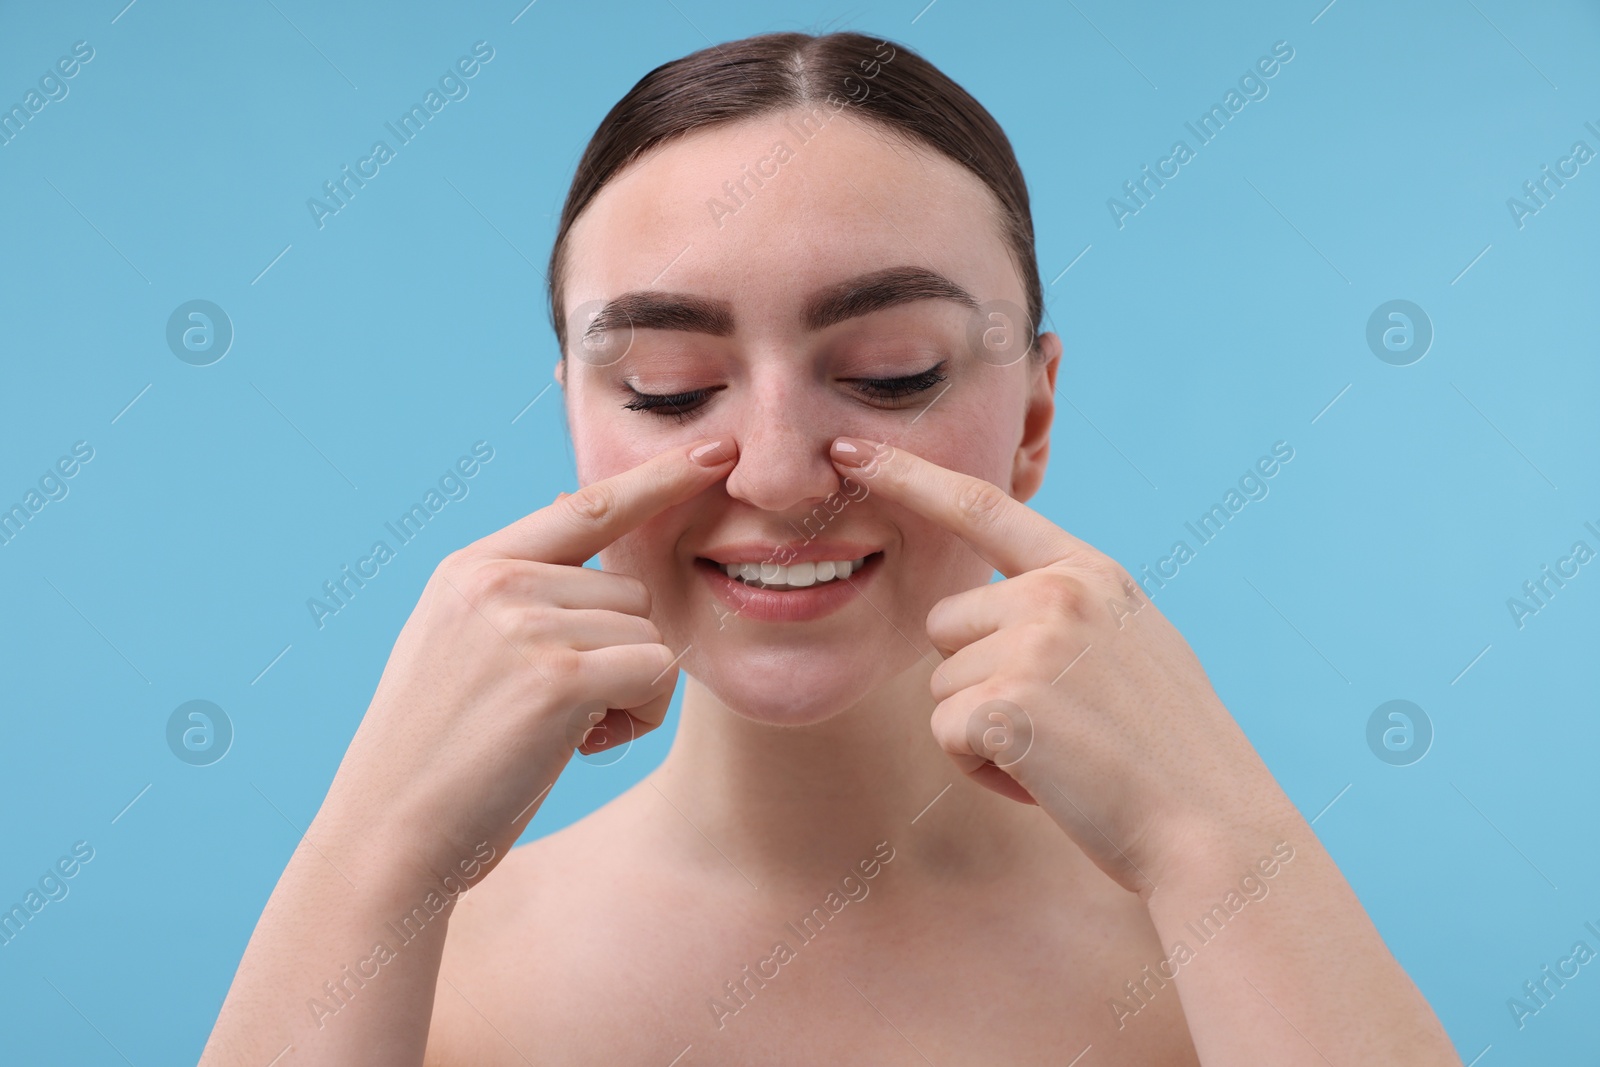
[696,541,884,565]
[694,550,884,623]
[712,554,872,589]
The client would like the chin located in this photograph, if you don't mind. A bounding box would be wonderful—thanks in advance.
[683,641,917,726]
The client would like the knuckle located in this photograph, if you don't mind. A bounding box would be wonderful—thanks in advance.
[1012,622,1062,666]
[540,645,585,686]
[518,602,559,636]
[954,480,1009,533]
[1034,569,1091,617]
[567,482,619,526]
[1080,551,1127,588]
[461,558,522,603]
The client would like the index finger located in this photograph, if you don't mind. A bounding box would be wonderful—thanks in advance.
[471,435,737,566]
[829,436,1085,578]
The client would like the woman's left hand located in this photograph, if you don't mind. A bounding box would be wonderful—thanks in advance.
[830,436,1299,898]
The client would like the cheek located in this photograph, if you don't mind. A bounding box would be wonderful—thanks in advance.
[884,390,1016,487]
[592,493,719,615]
[571,403,660,486]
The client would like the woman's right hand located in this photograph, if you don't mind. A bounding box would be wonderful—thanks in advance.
[315,434,739,887]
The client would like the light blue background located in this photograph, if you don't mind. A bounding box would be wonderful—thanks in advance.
[1,0,1596,1063]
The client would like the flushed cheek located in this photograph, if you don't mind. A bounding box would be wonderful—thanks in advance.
[596,511,690,587]
[879,387,1017,483]
[571,421,664,488]
[895,513,995,603]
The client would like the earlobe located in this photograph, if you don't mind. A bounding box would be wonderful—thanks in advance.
[1011,332,1061,503]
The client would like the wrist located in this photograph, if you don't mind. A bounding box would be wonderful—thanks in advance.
[302,800,497,914]
[1137,794,1307,905]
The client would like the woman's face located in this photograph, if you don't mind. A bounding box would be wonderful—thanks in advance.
[559,108,1059,725]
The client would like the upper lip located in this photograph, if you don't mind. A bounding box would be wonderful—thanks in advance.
[696,541,883,565]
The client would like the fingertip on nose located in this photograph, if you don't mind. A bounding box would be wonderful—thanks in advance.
[830,436,877,468]
[689,435,739,467]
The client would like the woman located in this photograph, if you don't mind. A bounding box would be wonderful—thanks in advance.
[202,31,1460,1065]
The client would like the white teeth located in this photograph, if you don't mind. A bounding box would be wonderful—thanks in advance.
[715,555,870,589]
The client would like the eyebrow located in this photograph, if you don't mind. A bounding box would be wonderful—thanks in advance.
[582,265,980,342]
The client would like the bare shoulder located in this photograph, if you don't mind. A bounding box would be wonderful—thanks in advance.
[421,782,1201,1066]
[422,785,687,1065]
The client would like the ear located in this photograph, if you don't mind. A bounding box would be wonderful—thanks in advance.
[553,356,566,386]
[1010,331,1060,504]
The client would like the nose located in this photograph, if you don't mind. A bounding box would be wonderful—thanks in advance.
[721,402,844,514]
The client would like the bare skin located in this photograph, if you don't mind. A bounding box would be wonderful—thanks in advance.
[200,107,1460,1065]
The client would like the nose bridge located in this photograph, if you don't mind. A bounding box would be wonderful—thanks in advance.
[722,378,840,513]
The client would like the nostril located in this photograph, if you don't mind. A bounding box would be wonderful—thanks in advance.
[721,452,845,514]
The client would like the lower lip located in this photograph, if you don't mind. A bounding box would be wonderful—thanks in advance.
[696,553,883,623]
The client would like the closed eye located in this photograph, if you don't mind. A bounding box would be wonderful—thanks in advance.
[846,361,949,403]
[619,361,949,422]
[621,385,718,423]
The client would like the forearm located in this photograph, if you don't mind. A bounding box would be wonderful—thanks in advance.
[1140,807,1459,1066]
[199,812,458,1066]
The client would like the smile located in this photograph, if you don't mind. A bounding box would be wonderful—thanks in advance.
[694,551,885,623]
[713,556,870,590]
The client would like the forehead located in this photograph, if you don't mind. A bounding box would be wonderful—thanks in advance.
[561,110,1020,333]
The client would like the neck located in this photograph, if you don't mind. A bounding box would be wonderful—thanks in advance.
[652,658,1056,891]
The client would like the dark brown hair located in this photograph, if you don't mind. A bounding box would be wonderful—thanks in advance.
[546,30,1042,362]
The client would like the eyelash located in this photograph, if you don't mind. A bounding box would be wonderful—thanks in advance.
[621,362,950,423]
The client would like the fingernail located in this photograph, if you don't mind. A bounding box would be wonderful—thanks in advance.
[689,436,737,467]
[831,436,876,467]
